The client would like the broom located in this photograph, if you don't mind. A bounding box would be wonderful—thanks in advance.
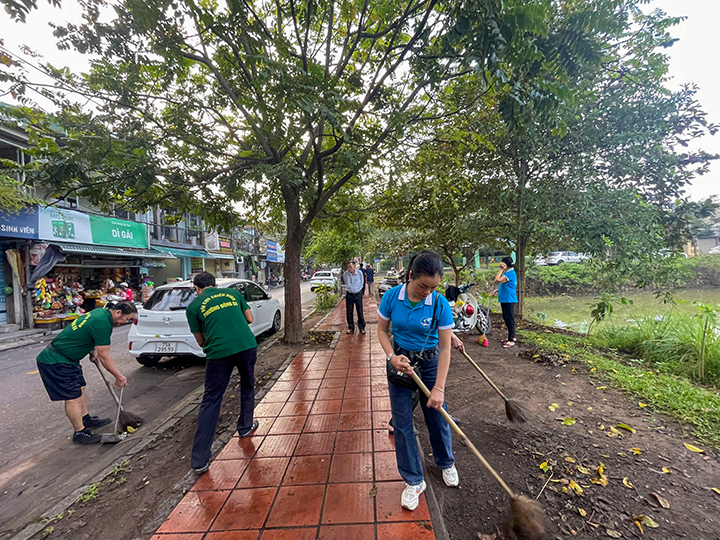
[91,359,143,431]
[409,370,546,540]
[460,349,529,424]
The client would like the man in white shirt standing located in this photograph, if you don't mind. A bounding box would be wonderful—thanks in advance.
[343,261,366,334]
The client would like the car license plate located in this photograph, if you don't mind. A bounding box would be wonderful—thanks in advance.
[156,342,176,353]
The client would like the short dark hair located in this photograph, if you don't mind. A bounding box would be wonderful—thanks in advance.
[501,256,514,268]
[193,271,216,289]
[406,250,444,283]
[112,301,138,314]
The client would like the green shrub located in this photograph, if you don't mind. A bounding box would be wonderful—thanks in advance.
[689,255,720,287]
[314,285,339,312]
[592,303,720,384]
[525,263,595,295]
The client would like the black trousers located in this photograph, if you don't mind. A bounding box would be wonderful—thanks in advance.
[346,291,365,330]
[191,347,257,469]
[501,302,516,341]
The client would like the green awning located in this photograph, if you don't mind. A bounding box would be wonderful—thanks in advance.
[155,246,214,259]
[53,242,177,259]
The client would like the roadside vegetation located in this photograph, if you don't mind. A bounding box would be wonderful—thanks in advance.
[313,285,339,313]
[521,329,720,446]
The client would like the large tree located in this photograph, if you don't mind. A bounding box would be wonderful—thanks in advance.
[1,0,559,342]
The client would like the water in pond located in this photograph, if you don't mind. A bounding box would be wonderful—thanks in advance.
[521,288,720,333]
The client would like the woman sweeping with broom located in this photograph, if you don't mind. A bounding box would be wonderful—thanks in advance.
[377,250,459,510]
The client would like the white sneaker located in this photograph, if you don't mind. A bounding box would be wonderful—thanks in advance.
[442,465,459,487]
[401,480,427,511]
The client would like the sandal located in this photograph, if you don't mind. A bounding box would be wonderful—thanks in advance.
[503,341,516,348]
[501,338,510,343]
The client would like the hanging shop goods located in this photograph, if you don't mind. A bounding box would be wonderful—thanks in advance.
[33,272,87,326]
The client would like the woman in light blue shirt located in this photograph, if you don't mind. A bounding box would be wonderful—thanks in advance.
[377,250,459,511]
[494,256,518,348]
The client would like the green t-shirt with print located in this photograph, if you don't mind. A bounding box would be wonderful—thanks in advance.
[186,287,257,359]
[37,309,113,365]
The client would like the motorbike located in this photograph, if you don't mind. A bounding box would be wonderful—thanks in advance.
[377,271,401,299]
[266,275,280,288]
[444,283,491,335]
[301,272,311,281]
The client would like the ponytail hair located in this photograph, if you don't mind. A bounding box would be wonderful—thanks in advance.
[405,250,444,283]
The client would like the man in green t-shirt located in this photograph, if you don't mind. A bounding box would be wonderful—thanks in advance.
[36,302,138,445]
[186,272,259,474]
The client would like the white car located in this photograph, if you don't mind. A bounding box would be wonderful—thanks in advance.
[129,278,281,366]
[709,246,720,255]
[310,271,338,292]
[541,251,587,265]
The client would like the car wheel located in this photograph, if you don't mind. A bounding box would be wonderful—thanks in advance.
[556,260,564,265]
[137,354,162,367]
[271,311,282,334]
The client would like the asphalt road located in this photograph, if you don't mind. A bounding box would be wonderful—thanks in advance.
[0,281,314,539]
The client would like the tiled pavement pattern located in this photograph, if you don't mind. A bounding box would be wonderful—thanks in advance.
[152,294,437,540]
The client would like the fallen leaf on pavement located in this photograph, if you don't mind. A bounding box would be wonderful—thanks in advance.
[563,418,576,426]
[623,477,634,489]
[631,447,642,455]
[596,386,607,390]
[565,456,576,463]
[649,492,670,508]
[634,515,659,528]
[569,480,583,495]
[578,508,587,517]
[709,487,720,496]
[606,529,623,538]
[684,442,705,453]
[616,423,636,433]
[638,402,647,408]
[548,403,559,412]
[634,520,644,534]
[662,467,672,474]
[577,466,592,475]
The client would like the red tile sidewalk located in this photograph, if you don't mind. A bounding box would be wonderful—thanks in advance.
[151,294,437,540]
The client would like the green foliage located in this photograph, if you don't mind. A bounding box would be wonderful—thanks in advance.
[687,255,720,287]
[592,303,720,384]
[314,285,338,313]
[0,173,42,213]
[76,482,100,503]
[522,330,720,446]
[525,263,594,295]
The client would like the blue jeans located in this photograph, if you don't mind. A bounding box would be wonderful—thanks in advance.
[388,347,454,486]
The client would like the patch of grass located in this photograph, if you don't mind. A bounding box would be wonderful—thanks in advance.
[521,330,720,447]
[314,285,339,312]
[592,304,720,384]
[76,483,100,503]
[40,526,53,538]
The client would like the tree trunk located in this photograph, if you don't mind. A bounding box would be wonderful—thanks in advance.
[283,185,308,344]
[516,235,527,318]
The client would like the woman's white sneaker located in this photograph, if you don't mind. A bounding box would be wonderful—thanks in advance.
[442,465,459,487]
[401,480,427,510]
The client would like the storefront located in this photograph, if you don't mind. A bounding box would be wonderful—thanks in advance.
[0,206,174,328]
[265,239,285,282]
[205,232,236,277]
[151,246,213,282]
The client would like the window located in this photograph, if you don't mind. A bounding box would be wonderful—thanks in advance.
[233,282,249,301]
[245,282,266,301]
[144,288,196,311]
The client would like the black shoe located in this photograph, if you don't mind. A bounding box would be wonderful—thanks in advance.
[238,420,259,438]
[193,463,210,475]
[83,415,111,429]
[359,328,366,334]
[73,428,101,445]
[347,328,354,334]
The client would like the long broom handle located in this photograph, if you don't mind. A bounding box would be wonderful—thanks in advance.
[408,370,516,499]
[460,350,509,403]
[91,358,122,408]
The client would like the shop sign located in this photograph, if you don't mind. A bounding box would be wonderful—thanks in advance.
[277,248,285,263]
[218,235,233,254]
[0,258,6,324]
[88,215,148,249]
[39,207,149,249]
[267,240,278,262]
[191,257,204,273]
[0,206,39,239]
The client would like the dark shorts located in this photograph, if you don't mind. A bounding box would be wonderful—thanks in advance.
[37,361,86,401]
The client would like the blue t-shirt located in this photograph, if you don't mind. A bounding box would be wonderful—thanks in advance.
[498,268,518,303]
[378,284,454,351]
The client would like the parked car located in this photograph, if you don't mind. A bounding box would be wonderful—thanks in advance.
[310,270,338,292]
[536,251,588,265]
[709,246,720,255]
[129,278,281,366]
